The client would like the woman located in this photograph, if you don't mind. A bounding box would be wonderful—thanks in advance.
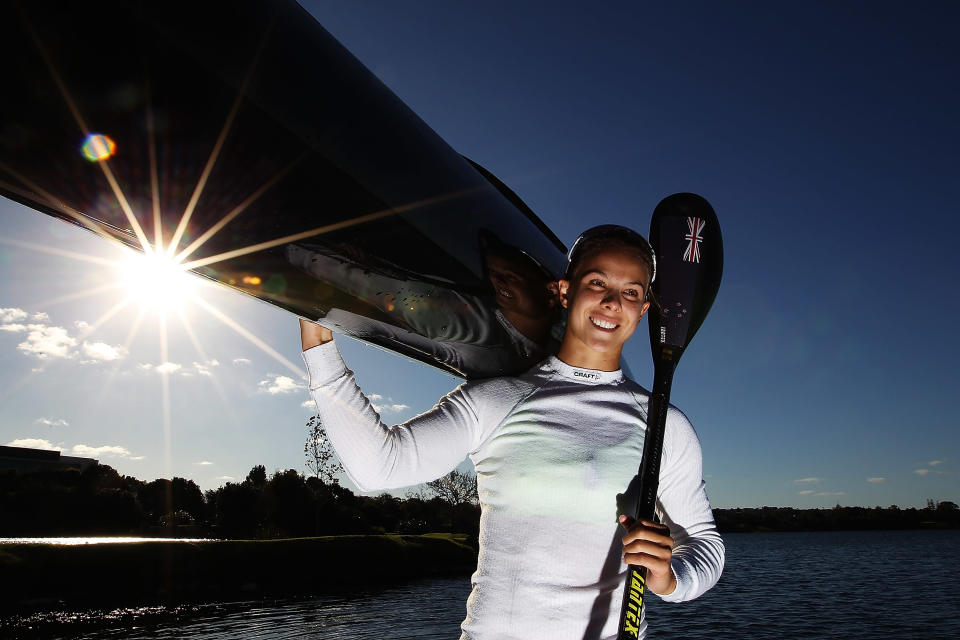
[299,225,723,640]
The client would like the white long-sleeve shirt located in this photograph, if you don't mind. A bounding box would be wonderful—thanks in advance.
[304,341,724,640]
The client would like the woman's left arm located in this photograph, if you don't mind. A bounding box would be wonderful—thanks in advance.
[651,406,725,602]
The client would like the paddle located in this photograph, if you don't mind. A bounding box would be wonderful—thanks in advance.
[617,192,723,639]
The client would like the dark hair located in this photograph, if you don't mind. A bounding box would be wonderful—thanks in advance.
[565,225,656,289]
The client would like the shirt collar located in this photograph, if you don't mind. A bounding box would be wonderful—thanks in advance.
[547,356,623,385]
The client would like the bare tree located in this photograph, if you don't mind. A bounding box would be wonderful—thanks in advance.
[304,415,344,485]
[426,469,479,505]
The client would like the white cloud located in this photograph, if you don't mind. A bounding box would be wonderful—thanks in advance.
[797,490,815,495]
[17,324,77,359]
[82,341,127,362]
[195,460,214,466]
[71,444,134,458]
[35,418,69,427]
[216,475,235,482]
[301,399,316,409]
[867,477,886,483]
[193,360,219,377]
[814,491,846,496]
[232,358,251,366]
[929,460,945,467]
[31,312,49,322]
[373,402,410,413]
[129,456,145,461]
[74,320,90,329]
[155,362,181,374]
[258,374,305,395]
[0,308,28,323]
[0,324,27,332]
[138,363,153,371]
[915,469,931,476]
[5,438,61,451]
[794,477,821,484]
[368,393,409,413]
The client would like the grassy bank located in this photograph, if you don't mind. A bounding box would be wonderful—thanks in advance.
[0,534,476,612]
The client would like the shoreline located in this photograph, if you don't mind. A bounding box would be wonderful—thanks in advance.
[0,533,477,614]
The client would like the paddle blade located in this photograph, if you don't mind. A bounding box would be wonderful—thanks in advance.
[647,193,723,363]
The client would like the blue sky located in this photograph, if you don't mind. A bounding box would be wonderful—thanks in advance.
[1,0,958,508]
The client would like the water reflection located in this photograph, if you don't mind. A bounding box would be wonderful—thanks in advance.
[14,578,472,640]
[0,537,213,545]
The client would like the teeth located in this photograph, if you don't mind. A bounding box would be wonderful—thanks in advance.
[590,316,617,329]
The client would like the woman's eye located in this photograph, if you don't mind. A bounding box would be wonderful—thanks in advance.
[623,289,640,298]
[589,279,605,287]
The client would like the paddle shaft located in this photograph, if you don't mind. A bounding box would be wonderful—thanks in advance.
[617,354,678,640]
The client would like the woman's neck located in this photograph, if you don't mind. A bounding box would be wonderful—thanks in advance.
[555,338,621,372]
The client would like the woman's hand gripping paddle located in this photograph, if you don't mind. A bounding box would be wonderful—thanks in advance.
[617,193,723,639]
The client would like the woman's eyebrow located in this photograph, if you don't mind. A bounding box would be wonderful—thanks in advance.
[581,269,607,279]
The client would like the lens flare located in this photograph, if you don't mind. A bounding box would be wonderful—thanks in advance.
[81,133,117,162]
[121,249,194,312]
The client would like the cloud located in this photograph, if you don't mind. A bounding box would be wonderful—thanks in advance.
[0,324,27,332]
[5,438,61,451]
[258,374,305,395]
[71,444,136,459]
[195,460,214,466]
[0,307,28,323]
[301,399,316,409]
[814,491,846,496]
[373,402,410,413]
[368,393,409,413]
[82,341,127,362]
[915,469,931,476]
[74,320,90,329]
[232,358,251,366]
[795,477,821,484]
[31,312,49,322]
[929,460,945,467]
[17,324,77,359]
[192,360,219,377]
[867,477,886,483]
[35,418,69,427]
[798,490,815,495]
[216,475,235,482]
[155,362,181,374]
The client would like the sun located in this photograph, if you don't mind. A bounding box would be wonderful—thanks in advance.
[120,248,196,312]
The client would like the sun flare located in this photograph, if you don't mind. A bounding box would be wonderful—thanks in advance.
[121,249,195,312]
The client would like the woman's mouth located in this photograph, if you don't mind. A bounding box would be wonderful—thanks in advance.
[589,315,618,331]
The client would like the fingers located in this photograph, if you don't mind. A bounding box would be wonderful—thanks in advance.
[618,515,677,595]
[300,318,334,351]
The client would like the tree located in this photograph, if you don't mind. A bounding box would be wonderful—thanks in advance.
[246,464,267,488]
[426,469,479,506]
[304,415,344,485]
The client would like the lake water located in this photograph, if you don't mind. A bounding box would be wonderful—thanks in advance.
[5,530,959,639]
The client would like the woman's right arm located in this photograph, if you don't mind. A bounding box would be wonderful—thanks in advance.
[300,319,485,492]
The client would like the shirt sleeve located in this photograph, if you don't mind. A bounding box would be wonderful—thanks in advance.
[302,340,486,492]
[654,406,725,602]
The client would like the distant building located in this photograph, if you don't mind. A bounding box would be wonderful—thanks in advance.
[0,445,97,473]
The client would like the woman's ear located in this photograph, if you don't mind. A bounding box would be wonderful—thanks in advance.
[546,280,561,308]
[638,300,651,320]
[558,280,570,308]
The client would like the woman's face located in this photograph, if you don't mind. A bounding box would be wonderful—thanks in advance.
[558,247,651,367]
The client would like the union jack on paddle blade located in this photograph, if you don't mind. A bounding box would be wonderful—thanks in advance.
[683,216,705,263]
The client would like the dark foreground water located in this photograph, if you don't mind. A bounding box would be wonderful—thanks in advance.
[5,530,959,639]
